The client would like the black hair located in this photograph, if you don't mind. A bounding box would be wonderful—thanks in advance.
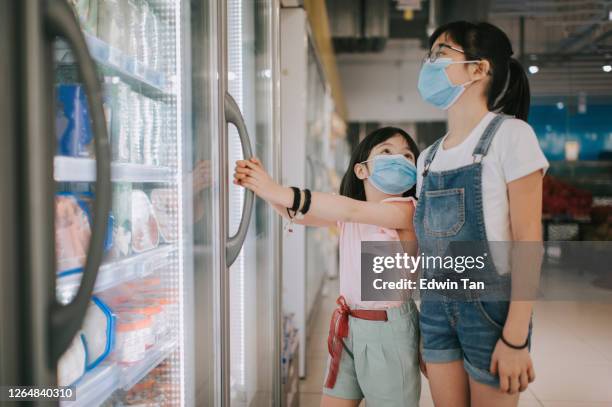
[429,21,530,121]
[339,127,420,201]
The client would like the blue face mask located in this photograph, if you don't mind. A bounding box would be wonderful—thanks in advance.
[362,154,417,195]
[417,58,478,110]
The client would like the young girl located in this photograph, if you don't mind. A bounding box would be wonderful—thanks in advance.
[234,127,422,407]
[415,21,548,406]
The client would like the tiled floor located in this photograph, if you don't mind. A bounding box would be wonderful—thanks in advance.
[299,278,612,407]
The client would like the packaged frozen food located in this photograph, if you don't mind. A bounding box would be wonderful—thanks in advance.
[117,300,163,344]
[141,97,155,165]
[55,194,91,273]
[131,190,160,253]
[72,191,113,253]
[110,183,132,259]
[150,189,178,242]
[56,84,94,158]
[114,312,152,364]
[97,0,126,57]
[104,78,131,162]
[137,0,151,67]
[69,0,98,35]
[129,91,143,164]
[57,332,87,386]
[81,297,115,370]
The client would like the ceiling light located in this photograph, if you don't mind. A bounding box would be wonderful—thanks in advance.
[556,102,564,110]
[603,64,612,73]
[528,65,539,74]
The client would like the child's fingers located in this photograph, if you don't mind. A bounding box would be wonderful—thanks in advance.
[249,157,263,166]
[236,160,248,167]
[235,166,251,174]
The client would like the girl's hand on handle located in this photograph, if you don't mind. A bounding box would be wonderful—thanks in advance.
[490,339,535,394]
[233,157,288,205]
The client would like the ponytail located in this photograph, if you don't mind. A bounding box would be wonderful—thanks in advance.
[429,22,531,121]
[491,57,531,121]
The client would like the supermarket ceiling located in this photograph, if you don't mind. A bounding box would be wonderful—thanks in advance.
[327,0,612,98]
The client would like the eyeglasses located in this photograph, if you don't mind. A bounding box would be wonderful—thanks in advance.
[424,44,479,63]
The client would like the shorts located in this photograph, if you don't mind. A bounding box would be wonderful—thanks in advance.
[322,300,421,406]
[419,296,532,388]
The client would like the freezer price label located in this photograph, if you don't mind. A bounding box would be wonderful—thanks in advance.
[1,386,76,401]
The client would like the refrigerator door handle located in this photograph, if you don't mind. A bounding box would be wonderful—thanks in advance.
[44,0,112,364]
[224,91,254,266]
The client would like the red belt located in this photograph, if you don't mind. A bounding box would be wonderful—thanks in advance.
[324,296,388,389]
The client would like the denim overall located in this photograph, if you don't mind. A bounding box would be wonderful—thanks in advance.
[414,114,527,387]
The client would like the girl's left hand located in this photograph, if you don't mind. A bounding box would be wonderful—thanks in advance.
[234,158,284,204]
[490,339,535,394]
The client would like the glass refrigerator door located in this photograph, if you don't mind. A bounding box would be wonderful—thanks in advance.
[53,0,192,405]
[226,0,277,405]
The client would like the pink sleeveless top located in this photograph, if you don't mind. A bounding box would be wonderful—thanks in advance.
[337,196,416,309]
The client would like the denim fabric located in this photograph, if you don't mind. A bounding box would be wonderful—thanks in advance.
[413,114,531,387]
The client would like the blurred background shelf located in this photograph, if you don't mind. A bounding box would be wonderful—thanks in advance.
[54,157,175,183]
[56,244,177,303]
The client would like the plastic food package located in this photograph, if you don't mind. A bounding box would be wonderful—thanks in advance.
[114,312,152,364]
[55,194,91,273]
[81,297,115,370]
[117,300,163,345]
[97,0,126,53]
[110,183,132,259]
[129,91,143,164]
[131,190,160,253]
[56,84,94,158]
[104,79,131,163]
[57,332,87,386]
[150,189,178,242]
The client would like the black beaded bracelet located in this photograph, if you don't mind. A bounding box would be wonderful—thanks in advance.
[289,186,301,212]
[500,332,529,350]
[300,189,312,215]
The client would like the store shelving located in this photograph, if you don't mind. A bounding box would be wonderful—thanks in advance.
[54,156,175,183]
[61,363,118,407]
[61,336,178,407]
[56,244,177,303]
[84,33,170,96]
[120,337,177,390]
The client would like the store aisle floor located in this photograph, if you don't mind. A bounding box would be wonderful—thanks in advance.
[300,278,612,407]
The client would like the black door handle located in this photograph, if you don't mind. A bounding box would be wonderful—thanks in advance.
[44,0,112,364]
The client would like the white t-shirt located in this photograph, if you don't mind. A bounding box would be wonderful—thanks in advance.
[416,112,549,273]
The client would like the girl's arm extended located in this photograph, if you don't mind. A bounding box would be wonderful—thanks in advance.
[234,158,413,230]
[234,158,335,227]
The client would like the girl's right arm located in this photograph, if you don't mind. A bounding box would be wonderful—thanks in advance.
[234,158,335,227]
[234,158,414,230]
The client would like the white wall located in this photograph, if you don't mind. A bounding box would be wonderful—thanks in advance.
[337,39,447,123]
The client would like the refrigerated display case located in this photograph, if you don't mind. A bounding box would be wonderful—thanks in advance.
[0,1,281,406]
[52,0,191,405]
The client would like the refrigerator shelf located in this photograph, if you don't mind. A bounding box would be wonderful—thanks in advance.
[61,337,178,407]
[83,33,170,96]
[120,336,178,390]
[56,244,177,303]
[54,156,175,183]
[61,363,118,407]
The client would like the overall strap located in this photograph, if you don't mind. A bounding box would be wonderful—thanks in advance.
[422,137,444,176]
[471,114,510,163]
